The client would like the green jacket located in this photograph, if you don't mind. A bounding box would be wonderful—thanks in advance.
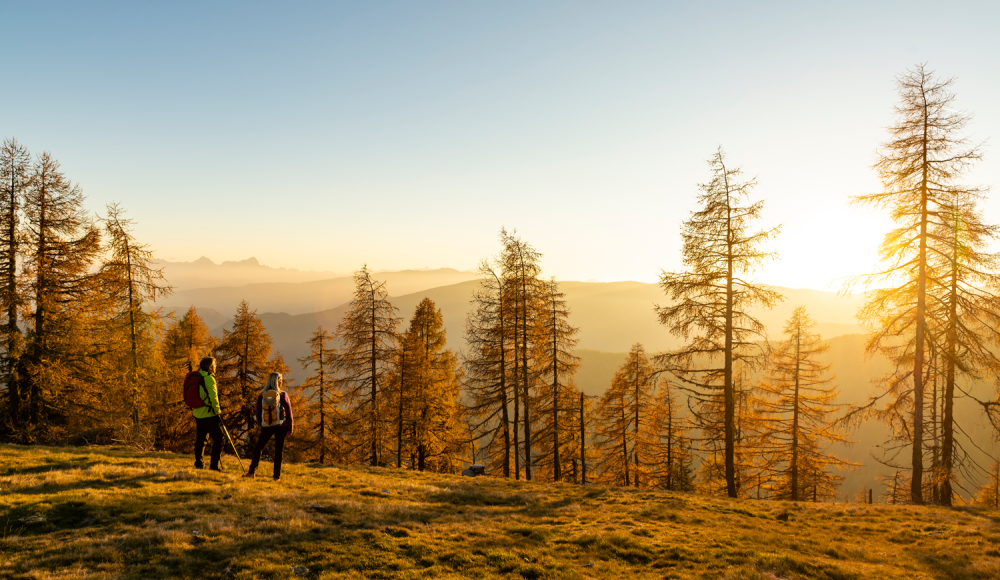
[192,370,222,419]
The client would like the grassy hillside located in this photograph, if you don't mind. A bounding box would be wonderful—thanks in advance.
[2,445,999,580]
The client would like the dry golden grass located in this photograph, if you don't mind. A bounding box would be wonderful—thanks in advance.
[1,444,999,579]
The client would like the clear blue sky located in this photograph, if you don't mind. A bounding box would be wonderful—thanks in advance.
[3,1,999,289]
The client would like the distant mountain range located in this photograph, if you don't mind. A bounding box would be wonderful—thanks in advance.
[154,256,348,289]
[160,267,482,315]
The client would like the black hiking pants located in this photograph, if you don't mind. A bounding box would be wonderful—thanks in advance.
[248,425,288,478]
[194,415,223,469]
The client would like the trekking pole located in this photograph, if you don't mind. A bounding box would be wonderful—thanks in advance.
[218,420,247,474]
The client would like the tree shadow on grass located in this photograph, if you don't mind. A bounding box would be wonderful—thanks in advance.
[8,472,163,497]
[1,459,103,477]
[910,551,996,580]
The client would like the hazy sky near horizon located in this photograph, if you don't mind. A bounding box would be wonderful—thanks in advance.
[4,1,1000,290]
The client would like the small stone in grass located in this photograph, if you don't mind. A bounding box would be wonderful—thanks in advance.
[381,489,391,494]
[293,566,308,575]
[223,494,232,500]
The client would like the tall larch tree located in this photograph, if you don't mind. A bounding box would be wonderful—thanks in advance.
[501,228,542,481]
[213,300,274,454]
[656,147,782,498]
[878,470,911,505]
[20,152,102,439]
[0,138,29,434]
[333,266,400,466]
[156,307,216,449]
[463,261,513,477]
[163,306,216,374]
[759,307,853,501]
[99,202,172,429]
[848,64,996,504]
[299,326,339,464]
[648,380,695,491]
[391,298,462,472]
[532,278,580,482]
[594,343,656,486]
[594,371,630,486]
[925,199,1000,505]
[976,460,1000,509]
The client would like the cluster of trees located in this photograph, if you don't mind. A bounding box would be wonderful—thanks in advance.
[0,139,171,445]
[844,65,1000,507]
[649,64,1000,506]
[5,64,1000,506]
[158,270,466,471]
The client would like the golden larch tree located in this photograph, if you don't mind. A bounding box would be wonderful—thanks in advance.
[333,266,400,466]
[759,306,854,501]
[656,147,781,498]
[20,151,102,440]
[98,202,172,430]
[594,343,656,486]
[213,300,275,455]
[847,64,998,505]
[299,326,339,464]
[975,460,1000,509]
[463,261,513,477]
[389,298,463,472]
[531,278,580,482]
[0,138,29,434]
[647,380,695,491]
[501,228,542,481]
[157,307,216,450]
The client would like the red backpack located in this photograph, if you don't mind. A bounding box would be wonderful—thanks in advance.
[183,371,207,409]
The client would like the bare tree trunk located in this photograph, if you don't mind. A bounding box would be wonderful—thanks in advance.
[666,395,673,491]
[522,270,532,481]
[621,399,629,486]
[319,344,326,464]
[791,326,800,501]
[513,306,520,480]
[633,355,640,487]
[396,348,405,468]
[580,391,586,485]
[370,282,378,467]
[910,95,930,505]
[723,166,737,499]
[552,315,561,480]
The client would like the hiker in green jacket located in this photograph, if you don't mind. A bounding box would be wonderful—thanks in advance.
[193,356,224,471]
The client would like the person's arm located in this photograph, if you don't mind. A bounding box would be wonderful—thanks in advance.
[204,374,221,416]
[282,392,294,435]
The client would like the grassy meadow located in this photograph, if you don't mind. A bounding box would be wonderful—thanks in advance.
[1,445,998,580]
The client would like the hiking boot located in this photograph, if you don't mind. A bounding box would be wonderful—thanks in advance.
[242,473,255,479]
[273,476,280,482]
[194,460,204,469]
